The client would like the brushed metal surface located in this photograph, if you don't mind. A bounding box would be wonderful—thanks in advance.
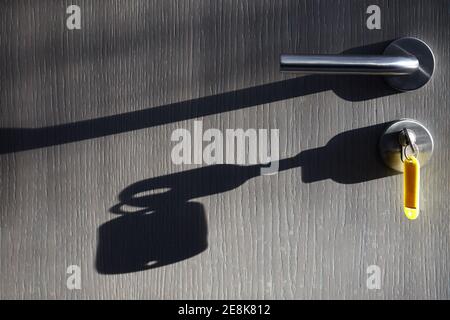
[280,37,435,91]
[280,54,419,75]
[384,37,436,91]
[379,119,434,172]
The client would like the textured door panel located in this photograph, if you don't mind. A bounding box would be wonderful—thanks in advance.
[0,0,449,299]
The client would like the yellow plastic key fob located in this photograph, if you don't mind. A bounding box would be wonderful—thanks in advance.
[403,155,420,220]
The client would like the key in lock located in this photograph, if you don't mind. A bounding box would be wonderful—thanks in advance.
[379,119,434,220]
[399,129,420,220]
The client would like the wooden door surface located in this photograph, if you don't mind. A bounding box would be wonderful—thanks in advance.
[1,0,449,299]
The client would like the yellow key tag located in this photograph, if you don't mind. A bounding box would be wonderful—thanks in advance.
[403,155,420,220]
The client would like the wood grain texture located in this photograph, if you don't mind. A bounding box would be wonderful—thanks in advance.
[0,0,449,299]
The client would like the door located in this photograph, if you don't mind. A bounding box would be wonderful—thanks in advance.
[1,0,449,299]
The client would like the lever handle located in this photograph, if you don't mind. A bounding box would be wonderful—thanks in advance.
[280,37,435,91]
[280,55,419,75]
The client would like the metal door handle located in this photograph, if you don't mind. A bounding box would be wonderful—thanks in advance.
[280,37,435,91]
[280,55,419,75]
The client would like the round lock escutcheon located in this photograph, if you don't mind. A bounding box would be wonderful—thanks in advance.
[379,119,434,172]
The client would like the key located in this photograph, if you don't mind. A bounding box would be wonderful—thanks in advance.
[403,155,420,220]
[380,121,433,221]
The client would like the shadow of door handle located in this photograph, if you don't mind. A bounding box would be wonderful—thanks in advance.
[280,37,435,91]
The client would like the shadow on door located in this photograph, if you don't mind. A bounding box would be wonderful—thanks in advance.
[96,122,398,274]
[1,41,396,154]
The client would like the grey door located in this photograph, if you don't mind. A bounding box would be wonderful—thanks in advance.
[1,0,449,299]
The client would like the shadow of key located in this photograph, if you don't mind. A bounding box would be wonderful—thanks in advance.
[96,122,398,274]
[296,122,398,184]
[96,201,208,274]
